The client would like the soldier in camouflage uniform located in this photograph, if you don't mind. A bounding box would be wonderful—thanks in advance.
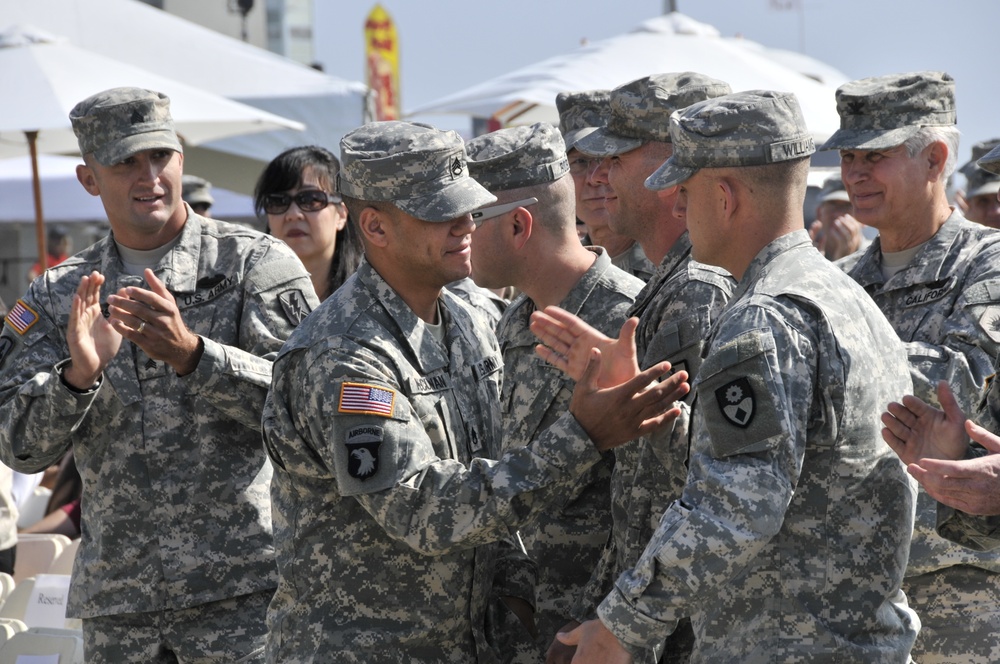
[535,73,734,663]
[958,138,1000,229]
[556,90,655,281]
[464,123,643,653]
[261,120,689,663]
[821,71,1000,663]
[881,144,1000,552]
[0,87,318,662]
[546,89,920,663]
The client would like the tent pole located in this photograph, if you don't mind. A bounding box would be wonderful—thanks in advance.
[26,131,47,273]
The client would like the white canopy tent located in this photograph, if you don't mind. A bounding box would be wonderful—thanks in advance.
[410,13,847,145]
[0,155,255,224]
[0,0,369,194]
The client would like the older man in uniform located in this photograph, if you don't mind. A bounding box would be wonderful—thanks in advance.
[534,72,735,663]
[0,87,318,662]
[464,123,644,652]
[546,90,919,663]
[261,120,688,663]
[881,144,1000,550]
[556,90,654,281]
[822,71,1000,663]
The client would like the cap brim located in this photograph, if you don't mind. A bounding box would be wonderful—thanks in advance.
[93,130,183,166]
[563,126,599,151]
[575,127,643,157]
[396,177,497,223]
[979,145,1000,175]
[818,191,850,203]
[819,125,919,152]
[967,180,1000,199]
[645,156,696,191]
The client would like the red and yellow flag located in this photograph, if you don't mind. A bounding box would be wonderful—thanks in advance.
[364,5,401,121]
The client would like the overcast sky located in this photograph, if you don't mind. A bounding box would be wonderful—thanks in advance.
[313,0,997,164]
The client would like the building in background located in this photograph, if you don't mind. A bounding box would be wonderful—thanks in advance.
[136,0,315,67]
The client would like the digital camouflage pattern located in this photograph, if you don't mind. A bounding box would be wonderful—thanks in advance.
[83,589,271,663]
[446,277,508,330]
[847,210,1000,662]
[820,71,956,151]
[609,241,656,283]
[263,259,604,663]
[495,247,642,645]
[934,371,1000,552]
[599,231,919,662]
[572,232,733,663]
[576,72,732,158]
[466,123,569,191]
[555,90,610,151]
[980,141,1000,174]
[646,91,816,191]
[338,121,496,223]
[0,213,317,619]
[70,87,183,166]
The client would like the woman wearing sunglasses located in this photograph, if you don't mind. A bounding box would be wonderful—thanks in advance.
[254,146,363,301]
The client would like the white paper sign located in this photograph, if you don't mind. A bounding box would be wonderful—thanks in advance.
[21,574,71,628]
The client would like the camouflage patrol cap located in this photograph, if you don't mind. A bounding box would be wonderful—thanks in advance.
[820,71,956,151]
[69,87,182,166]
[181,175,214,206]
[646,90,815,191]
[817,174,849,203]
[338,121,496,222]
[576,72,732,157]
[556,90,610,151]
[979,142,1000,176]
[961,138,1000,195]
[466,123,569,192]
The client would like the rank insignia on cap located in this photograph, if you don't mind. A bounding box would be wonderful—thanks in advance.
[5,300,39,335]
[346,425,383,479]
[715,377,755,428]
[339,382,396,417]
[278,289,313,326]
[846,100,865,115]
[980,305,1000,344]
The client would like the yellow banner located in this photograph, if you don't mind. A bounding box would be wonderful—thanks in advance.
[364,4,400,121]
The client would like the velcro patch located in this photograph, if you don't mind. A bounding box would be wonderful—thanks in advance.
[715,377,755,428]
[5,300,39,335]
[979,305,1000,344]
[278,289,313,326]
[346,425,383,480]
[338,382,396,417]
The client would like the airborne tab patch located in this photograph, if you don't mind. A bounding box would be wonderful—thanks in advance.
[715,377,755,428]
[339,382,396,417]
[5,300,39,335]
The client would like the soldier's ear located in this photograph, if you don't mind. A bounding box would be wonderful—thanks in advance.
[76,163,100,197]
[358,206,388,248]
[509,206,533,250]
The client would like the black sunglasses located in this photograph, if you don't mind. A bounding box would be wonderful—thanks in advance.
[263,190,340,215]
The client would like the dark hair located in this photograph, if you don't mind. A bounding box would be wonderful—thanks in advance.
[254,145,363,297]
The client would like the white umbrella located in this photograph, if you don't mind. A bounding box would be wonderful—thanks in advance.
[409,13,844,143]
[0,25,304,264]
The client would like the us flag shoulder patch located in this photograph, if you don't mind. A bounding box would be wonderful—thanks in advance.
[6,300,39,335]
[338,382,396,417]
